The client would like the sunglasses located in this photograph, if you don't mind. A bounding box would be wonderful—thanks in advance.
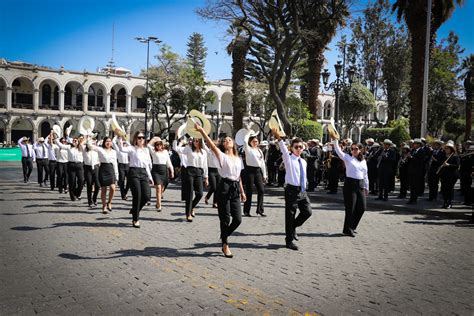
[351,147,359,151]
[293,145,303,150]
[137,136,145,140]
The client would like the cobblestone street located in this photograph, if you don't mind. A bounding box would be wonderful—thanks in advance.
[1,165,473,315]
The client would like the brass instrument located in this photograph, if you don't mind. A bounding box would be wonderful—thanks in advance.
[436,152,454,175]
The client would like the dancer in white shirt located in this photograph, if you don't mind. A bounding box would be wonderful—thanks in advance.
[148,137,174,211]
[55,137,69,194]
[33,137,50,187]
[271,128,312,251]
[195,123,246,258]
[204,139,221,208]
[88,137,119,214]
[112,136,130,200]
[115,130,153,228]
[243,131,267,216]
[173,137,208,222]
[332,137,368,237]
[17,136,35,183]
[45,132,59,191]
[55,135,86,201]
[83,140,100,208]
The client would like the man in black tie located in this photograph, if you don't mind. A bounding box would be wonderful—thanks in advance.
[18,137,35,183]
[33,137,50,187]
[376,139,397,201]
[407,139,426,204]
[427,140,445,201]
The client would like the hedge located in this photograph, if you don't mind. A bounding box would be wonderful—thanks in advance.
[362,128,393,142]
[296,120,323,141]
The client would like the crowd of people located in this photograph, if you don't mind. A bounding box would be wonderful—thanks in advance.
[15,127,474,256]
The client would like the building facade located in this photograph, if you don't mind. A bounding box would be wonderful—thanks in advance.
[0,60,387,144]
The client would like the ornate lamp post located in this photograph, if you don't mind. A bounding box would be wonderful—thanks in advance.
[135,36,161,140]
[321,61,355,131]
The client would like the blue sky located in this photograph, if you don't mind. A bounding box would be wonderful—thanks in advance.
[0,0,472,82]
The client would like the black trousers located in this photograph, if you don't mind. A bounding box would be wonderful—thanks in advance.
[21,157,33,181]
[377,168,393,199]
[205,167,221,204]
[118,163,130,199]
[327,166,339,193]
[460,174,472,205]
[368,165,378,192]
[243,166,265,214]
[57,162,68,193]
[184,166,204,217]
[216,178,242,244]
[84,165,100,205]
[36,158,49,184]
[128,167,151,222]
[181,166,188,201]
[67,162,84,200]
[342,178,367,233]
[284,185,312,243]
[440,176,457,204]
[48,160,57,190]
[399,169,409,198]
[409,173,424,202]
[427,170,440,200]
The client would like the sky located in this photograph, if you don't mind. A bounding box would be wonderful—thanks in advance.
[0,0,472,83]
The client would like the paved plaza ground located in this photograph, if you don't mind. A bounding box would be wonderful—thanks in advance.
[1,164,473,315]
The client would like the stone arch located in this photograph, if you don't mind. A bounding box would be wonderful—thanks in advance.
[130,120,145,139]
[110,83,128,113]
[11,76,34,110]
[86,82,107,111]
[350,126,360,143]
[11,117,34,141]
[37,118,56,138]
[63,119,79,137]
[221,92,232,115]
[204,90,219,112]
[323,100,333,119]
[0,119,6,143]
[64,80,84,111]
[209,121,218,139]
[131,85,146,113]
[322,124,329,143]
[220,122,233,137]
[39,78,60,110]
[0,76,7,109]
[93,119,107,139]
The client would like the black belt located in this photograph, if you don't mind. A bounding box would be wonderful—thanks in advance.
[286,184,302,190]
[36,158,47,160]
[222,177,239,184]
[187,166,203,171]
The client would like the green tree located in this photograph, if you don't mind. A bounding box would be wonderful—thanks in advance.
[392,0,465,138]
[459,54,473,139]
[444,117,465,141]
[286,95,311,137]
[246,81,276,137]
[186,32,208,77]
[339,82,376,138]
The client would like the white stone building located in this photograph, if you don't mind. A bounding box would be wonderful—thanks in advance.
[0,59,387,144]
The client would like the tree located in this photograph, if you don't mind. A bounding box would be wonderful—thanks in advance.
[444,117,465,141]
[295,0,349,120]
[459,54,473,140]
[147,45,212,138]
[186,32,208,77]
[339,82,376,137]
[427,32,463,136]
[382,25,411,121]
[392,0,465,137]
[286,95,310,136]
[246,81,276,137]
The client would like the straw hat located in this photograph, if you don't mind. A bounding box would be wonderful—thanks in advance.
[366,138,374,144]
[413,138,422,144]
[185,110,211,139]
[383,139,393,145]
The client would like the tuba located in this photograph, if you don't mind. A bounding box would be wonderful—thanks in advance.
[111,114,127,139]
[327,118,340,140]
[268,110,286,137]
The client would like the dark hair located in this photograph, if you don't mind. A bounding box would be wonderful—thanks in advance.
[132,130,145,146]
[102,137,112,149]
[291,138,303,148]
[222,136,238,156]
[191,138,203,152]
[352,143,365,161]
[248,136,258,146]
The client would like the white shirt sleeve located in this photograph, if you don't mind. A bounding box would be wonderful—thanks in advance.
[333,139,350,162]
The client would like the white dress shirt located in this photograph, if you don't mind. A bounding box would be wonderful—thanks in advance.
[55,139,84,163]
[88,144,119,179]
[173,141,208,178]
[18,137,36,160]
[112,136,129,164]
[214,152,244,181]
[33,142,49,159]
[243,132,267,178]
[44,139,58,161]
[83,149,99,167]
[172,140,189,168]
[148,147,173,168]
[55,146,69,163]
[116,139,153,181]
[278,140,307,188]
[333,140,369,190]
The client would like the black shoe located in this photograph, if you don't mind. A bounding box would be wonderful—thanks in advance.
[40,183,44,187]
[383,198,388,201]
[407,200,416,204]
[375,197,383,200]
[243,213,251,217]
[76,196,82,201]
[286,242,299,251]
[397,195,406,199]
[24,179,27,183]
[256,211,267,217]
[446,204,452,209]
[343,230,355,237]
[293,231,299,241]
[71,197,76,201]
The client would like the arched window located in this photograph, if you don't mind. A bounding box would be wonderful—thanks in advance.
[75,86,83,108]
[42,84,51,106]
[88,86,96,107]
[324,101,332,119]
[53,87,59,107]
[97,89,103,107]
[65,86,72,106]
[117,88,126,108]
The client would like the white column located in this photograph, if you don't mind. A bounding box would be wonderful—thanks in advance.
[6,127,11,143]
[6,87,12,111]
[33,89,39,112]
[105,93,111,113]
[59,90,65,112]
[83,92,88,112]
[217,97,222,115]
[126,94,132,113]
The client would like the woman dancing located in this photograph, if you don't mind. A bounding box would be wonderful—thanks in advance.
[83,138,100,208]
[148,137,174,211]
[195,123,246,258]
[204,139,221,208]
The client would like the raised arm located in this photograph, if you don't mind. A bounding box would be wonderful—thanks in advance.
[115,137,133,153]
[332,139,349,161]
[55,138,70,150]
[193,123,221,162]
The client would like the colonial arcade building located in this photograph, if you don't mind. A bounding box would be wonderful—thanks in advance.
[0,59,387,144]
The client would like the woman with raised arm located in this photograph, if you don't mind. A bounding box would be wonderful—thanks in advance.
[172,136,208,222]
[148,137,174,211]
[87,137,119,214]
[55,134,86,201]
[194,122,246,258]
[331,135,368,237]
[83,138,100,208]
[204,139,222,208]
[115,130,153,228]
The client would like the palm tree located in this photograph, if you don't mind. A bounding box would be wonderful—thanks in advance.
[226,20,251,135]
[392,0,464,138]
[459,54,473,140]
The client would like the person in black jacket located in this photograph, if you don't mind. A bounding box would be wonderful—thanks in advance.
[438,142,460,208]
[427,140,446,201]
[366,143,381,194]
[407,139,426,204]
[397,144,411,198]
[376,139,396,201]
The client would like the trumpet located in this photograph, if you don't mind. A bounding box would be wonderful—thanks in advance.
[436,152,454,175]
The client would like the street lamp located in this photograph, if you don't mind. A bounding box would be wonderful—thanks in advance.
[135,36,161,140]
[321,61,356,131]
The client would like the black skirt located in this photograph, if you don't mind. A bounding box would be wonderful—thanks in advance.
[152,164,168,186]
[99,163,116,187]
